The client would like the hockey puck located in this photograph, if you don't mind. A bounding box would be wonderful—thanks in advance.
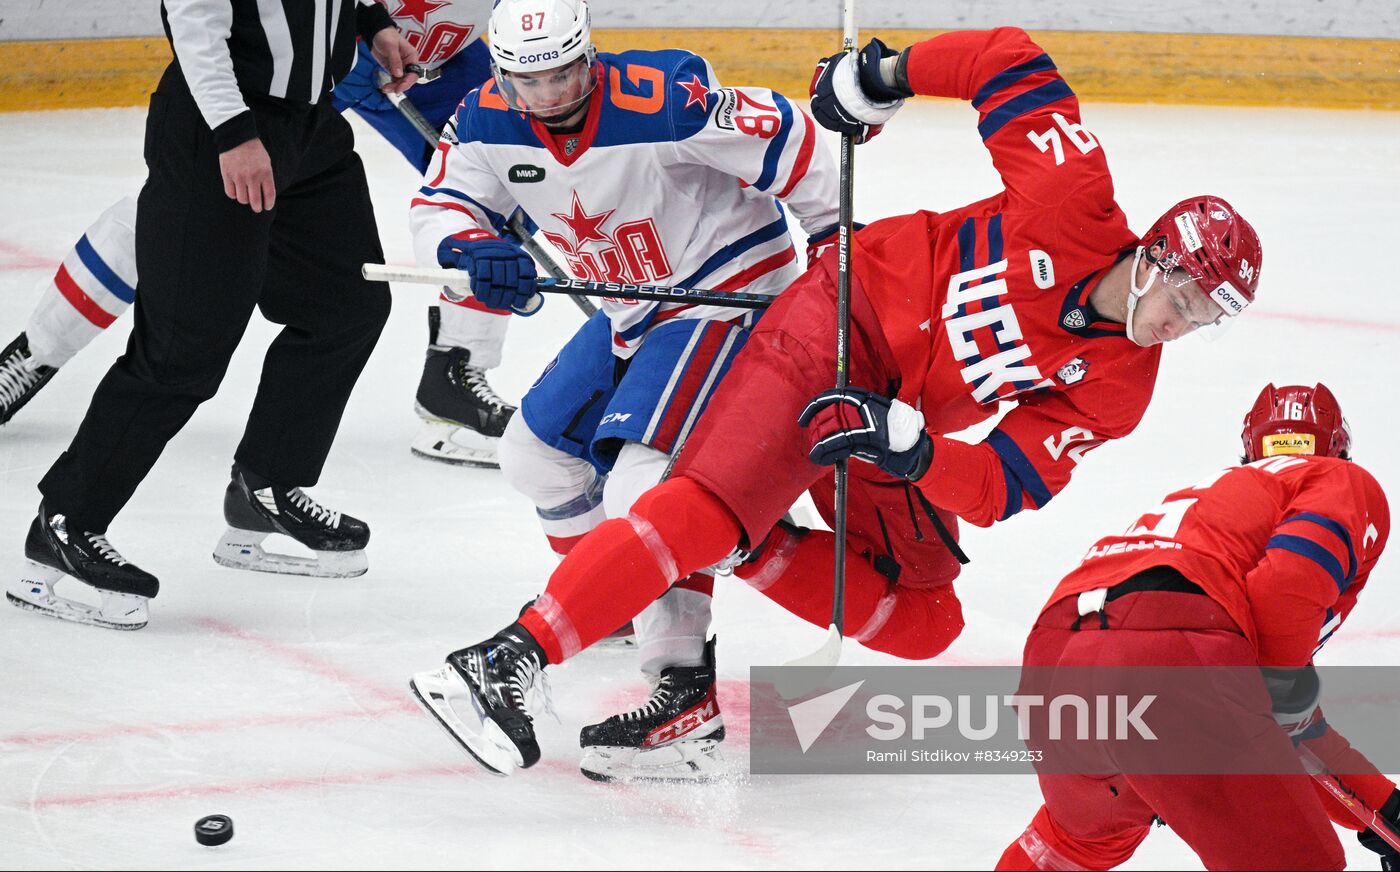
[194,814,234,847]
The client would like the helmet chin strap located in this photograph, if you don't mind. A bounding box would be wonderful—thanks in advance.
[1124,245,1157,347]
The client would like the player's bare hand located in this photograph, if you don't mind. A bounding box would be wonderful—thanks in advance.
[371,28,421,94]
[219,138,276,213]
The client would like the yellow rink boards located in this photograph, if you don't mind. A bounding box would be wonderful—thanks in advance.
[0,29,1396,113]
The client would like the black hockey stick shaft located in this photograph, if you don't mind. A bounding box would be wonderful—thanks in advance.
[377,72,598,316]
[361,264,774,310]
[831,3,858,642]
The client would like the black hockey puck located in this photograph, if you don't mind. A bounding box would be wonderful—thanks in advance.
[194,814,234,847]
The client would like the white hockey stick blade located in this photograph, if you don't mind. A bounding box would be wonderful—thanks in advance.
[409,665,522,777]
[774,624,844,700]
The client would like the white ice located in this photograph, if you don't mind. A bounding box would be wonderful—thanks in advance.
[1,97,1398,870]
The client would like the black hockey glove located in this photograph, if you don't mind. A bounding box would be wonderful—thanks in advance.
[1358,789,1400,870]
[809,38,911,142]
[798,388,932,480]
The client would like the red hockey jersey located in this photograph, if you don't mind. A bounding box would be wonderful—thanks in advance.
[1045,456,1390,667]
[851,28,1159,527]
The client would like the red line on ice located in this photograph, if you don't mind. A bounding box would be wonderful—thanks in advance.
[23,759,576,809]
[195,618,406,705]
[0,239,54,270]
[1249,310,1400,333]
[0,702,414,749]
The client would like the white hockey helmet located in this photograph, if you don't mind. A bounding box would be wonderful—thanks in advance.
[489,0,594,74]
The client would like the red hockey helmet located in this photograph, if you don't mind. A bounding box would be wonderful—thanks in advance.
[1140,195,1262,319]
[1241,383,1352,462]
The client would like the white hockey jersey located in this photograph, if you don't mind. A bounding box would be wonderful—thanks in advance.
[409,49,839,356]
[383,0,491,73]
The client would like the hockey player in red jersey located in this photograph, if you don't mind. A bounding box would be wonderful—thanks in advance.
[997,383,1393,871]
[405,27,1265,775]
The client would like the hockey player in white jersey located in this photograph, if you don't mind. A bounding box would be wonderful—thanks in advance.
[1,0,525,469]
[407,0,838,779]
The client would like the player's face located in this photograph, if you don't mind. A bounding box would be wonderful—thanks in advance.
[499,57,593,125]
[1131,273,1224,346]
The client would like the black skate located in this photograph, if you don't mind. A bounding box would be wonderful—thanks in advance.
[409,623,549,776]
[411,306,516,468]
[580,638,725,782]
[212,465,370,578]
[8,504,158,630]
[0,332,57,425]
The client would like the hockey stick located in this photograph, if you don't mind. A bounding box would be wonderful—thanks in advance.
[1298,744,1400,852]
[780,0,859,683]
[375,71,598,316]
[362,263,774,310]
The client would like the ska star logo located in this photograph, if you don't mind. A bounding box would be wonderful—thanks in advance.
[392,0,450,26]
[551,192,615,247]
[677,75,710,111]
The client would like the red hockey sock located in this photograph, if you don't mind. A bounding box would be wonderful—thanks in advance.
[736,526,965,660]
[519,477,740,663]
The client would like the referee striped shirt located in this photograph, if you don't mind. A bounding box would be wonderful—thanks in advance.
[160,0,395,151]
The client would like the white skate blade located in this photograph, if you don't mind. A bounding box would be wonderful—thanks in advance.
[580,738,725,783]
[410,419,501,469]
[7,561,149,630]
[588,633,638,652]
[409,665,523,776]
[213,529,368,578]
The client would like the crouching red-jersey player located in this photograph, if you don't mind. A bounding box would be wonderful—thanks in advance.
[998,384,1394,871]
[406,28,1265,776]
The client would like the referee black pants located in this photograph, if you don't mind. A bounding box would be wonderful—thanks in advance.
[39,63,392,533]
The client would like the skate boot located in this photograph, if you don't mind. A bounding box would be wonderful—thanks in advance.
[411,307,516,468]
[0,332,57,425]
[212,465,370,578]
[8,505,158,630]
[409,623,549,776]
[579,637,725,782]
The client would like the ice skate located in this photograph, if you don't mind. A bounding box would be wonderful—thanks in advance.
[412,307,516,468]
[212,466,369,578]
[7,506,158,630]
[409,623,548,776]
[0,332,57,425]
[579,638,725,782]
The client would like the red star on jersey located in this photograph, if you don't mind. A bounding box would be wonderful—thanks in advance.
[552,192,615,247]
[391,0,449,26]
[677,75,710,111]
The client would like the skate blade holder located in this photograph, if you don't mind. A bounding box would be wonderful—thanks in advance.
[581,739,724,783]
[6,561,149,630]
[409,665,524,776]
[213,530,368,578]
[409,420,502,469]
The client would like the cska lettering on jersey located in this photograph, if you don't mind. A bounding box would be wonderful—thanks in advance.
[942,215,1054,404]
[389,0,489,73]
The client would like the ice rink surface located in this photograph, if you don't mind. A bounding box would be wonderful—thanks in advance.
[1,96,1398,869]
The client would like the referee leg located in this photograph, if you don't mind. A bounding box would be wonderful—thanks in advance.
[235,106,391,487]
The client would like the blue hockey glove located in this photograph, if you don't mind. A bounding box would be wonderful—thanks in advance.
[809,38,910,142]
[331,41,393,113]
[798,388,932,480]
[437,232,542,316]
